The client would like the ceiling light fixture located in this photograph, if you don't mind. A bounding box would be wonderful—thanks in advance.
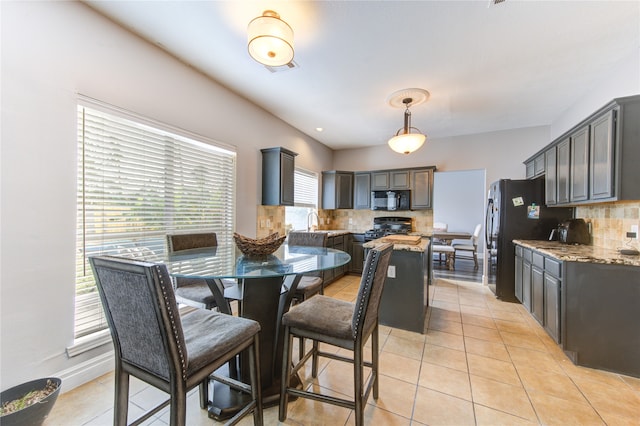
[387,88,430,154]
[247,10,294,67]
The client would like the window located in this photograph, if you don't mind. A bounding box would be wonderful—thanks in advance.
[285,168,318,232]
[75,100,236,339]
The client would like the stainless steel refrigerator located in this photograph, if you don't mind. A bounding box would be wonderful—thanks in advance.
[485,177,573,302]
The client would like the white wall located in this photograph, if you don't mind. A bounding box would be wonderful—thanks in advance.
[433,170,486,252]
[0,1,333,391]
[550,52,640,139]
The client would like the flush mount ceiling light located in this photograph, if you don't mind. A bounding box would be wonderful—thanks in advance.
[247,10,294,67]
[387,88,430,155]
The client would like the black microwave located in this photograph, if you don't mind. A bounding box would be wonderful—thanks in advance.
[371,190,411,211]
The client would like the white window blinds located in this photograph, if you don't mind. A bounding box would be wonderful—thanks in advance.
[294,168,318,208]
[75,103,236,339]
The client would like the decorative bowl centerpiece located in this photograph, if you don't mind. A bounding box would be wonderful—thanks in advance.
[0,377,62,426]
[233,232,286,257]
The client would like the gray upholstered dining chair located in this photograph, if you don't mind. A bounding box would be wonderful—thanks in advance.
[166,232,235,313]
[286,231,329,361]
[89,255,263,426]
[279,243,393,426]
[286,231,328,301]
[453,223,482,270]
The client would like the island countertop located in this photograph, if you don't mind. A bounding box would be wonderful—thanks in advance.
[363,236,430,252]
[513,239,640,267]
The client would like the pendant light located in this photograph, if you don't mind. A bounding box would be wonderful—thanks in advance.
[247,10,294,67]
[387,88,430,155]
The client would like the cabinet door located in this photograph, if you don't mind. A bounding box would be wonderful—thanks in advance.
[525,160,535,179]
[336,173,354,209]
[522,260,532,312]
[390,170,410,189]
[280,151,295,206]
[544,273,561,343]
[410,168,433,209]
[557,138,570,204]
[590,109,616,200]
[515,253,524,303]
[371,172,389,190]
[570,126,590,202]
[351,237,364,273]
[353,173,371,210]
[545,147,557,205]
[531,265,544,325]
[534,154,545,177]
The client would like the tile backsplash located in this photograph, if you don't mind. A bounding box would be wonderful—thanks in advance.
[576,201,640,250]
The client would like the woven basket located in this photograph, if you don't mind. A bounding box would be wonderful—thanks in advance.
[233,232,286,257]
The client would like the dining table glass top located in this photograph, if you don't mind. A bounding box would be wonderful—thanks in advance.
[163,243,351,280]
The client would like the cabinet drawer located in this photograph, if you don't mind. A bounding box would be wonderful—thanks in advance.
[545,258,562,278]
[532,252,545,269]
[523,248,533,262]
[331,235,344,246]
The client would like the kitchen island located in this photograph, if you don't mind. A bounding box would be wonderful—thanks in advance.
[364,236,431,333]
[514,239,640,378]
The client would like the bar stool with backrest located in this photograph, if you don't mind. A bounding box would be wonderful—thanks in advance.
[278,243,393,426]
[89,255,263,426]
[166,232,236,314]
[286,231,329,362]
[453,223,482,270]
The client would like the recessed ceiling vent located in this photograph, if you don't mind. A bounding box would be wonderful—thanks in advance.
[264,61,299,73]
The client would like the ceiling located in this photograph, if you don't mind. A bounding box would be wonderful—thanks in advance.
[84,1,639,150]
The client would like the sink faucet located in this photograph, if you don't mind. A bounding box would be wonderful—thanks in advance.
[307,210,320,232]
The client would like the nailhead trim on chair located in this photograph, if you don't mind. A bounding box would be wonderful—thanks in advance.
[155,265,187,381]
[353,249,377,338]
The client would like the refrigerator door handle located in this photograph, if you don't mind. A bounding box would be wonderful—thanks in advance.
[485,198,494,249]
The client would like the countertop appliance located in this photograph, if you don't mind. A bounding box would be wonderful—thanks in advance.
[558,218,591,244]
[364,216,412,241]
[486,178,573,302]
[371,190,411,211]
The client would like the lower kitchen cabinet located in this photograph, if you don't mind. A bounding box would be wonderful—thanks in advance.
[323,234,347,286]
[543,268,561,343]
[350,234,364,273]
[515,246,532,311]
[531,252,545,325]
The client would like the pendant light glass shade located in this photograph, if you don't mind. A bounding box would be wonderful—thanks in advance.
[388,98,426,154]
[388,132,426,155]
[248,10,294,67]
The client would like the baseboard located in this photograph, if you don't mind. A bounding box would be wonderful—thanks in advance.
[54,351,114,394]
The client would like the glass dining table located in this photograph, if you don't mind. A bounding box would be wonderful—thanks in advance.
[162,243,351,420]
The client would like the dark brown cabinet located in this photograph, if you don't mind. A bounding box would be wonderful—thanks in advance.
[589,109,615,200]
[570,125,589,202]
[530,95,640,206]
[410,168,434,210]
[261,147,297,206]
[525,153,545,179]
[322,171,353,210]
[556,138,571,204]
[371,170,410,190]
[353,172,371,210]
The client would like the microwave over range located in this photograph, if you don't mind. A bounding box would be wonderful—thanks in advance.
[371,190,411,211]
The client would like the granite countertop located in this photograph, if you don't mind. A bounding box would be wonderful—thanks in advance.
[363,236,430,253]
[311,229,353,237]
[513,239,640,267]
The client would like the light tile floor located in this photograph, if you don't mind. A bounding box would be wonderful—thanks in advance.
[46,275,640,425]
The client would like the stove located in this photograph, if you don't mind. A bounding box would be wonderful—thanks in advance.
[364,216,413,241]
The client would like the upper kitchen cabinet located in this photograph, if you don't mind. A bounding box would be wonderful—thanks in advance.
[353,172,371,210]
[525,153,545,179]
[322,171,354,209]
[535,95,640,206]
[410,167,435,209]
[544,146,558,205]
[261,147,297,206]
[371,170,410,190]
[569,125,590,203]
